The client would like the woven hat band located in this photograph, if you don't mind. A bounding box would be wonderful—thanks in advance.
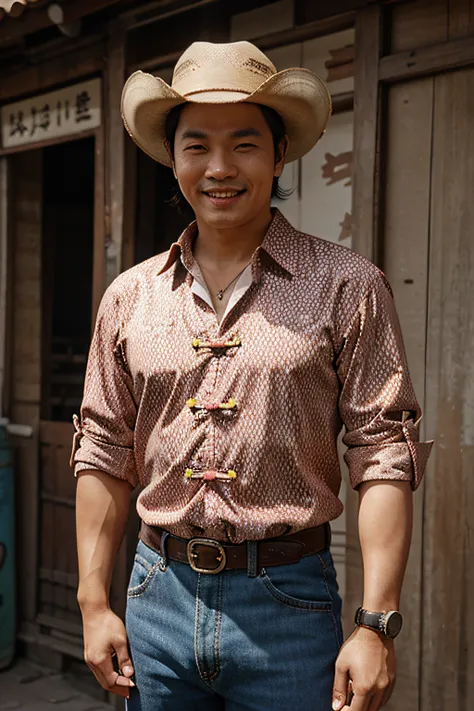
[172,44,277,97]
[182,88,252,98]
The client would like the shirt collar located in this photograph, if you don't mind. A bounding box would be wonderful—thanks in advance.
[157,208,299,278]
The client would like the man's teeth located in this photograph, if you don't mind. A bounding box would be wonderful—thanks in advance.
[207,191,240,198]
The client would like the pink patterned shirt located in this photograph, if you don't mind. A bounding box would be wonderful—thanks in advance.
[73,209,432,543]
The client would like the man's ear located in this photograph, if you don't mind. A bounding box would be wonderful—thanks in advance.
[163,138,178,179]
[274,136,289,178]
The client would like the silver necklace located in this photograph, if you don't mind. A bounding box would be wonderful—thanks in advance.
[216,264,250,300]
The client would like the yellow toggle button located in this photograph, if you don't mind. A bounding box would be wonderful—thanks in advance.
[220,398,236,410]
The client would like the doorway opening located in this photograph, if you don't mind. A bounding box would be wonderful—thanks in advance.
[37,137,95,651]
[135,149,194,264]
[41,137,94,423]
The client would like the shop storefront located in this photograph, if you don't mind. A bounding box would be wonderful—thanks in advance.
[1,1,473,708]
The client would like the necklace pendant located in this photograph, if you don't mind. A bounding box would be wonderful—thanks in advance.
[217,290,224,300]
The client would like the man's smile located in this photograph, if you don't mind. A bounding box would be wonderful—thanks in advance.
[202,187,247,206]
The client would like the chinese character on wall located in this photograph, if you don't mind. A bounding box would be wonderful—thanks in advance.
[317,146,353,245]
[30,104,51,136]
[56,100,71,125]
[338,212,352,242]
[75,91,92,123]
[1,78,100,149]
[325,44,355,84]
[321,151,353,187]
[9,111,27,137]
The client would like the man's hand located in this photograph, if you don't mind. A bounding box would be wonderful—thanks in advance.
[332,626,396,711]
[82,608,135,699]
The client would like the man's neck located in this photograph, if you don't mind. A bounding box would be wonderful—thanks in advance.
[193,208,273,268]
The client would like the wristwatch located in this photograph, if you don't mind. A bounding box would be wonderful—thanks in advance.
[354,607,403,639]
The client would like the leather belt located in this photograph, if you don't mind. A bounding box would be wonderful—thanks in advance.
[139,522,331,575]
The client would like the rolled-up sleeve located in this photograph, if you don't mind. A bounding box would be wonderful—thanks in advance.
[71,284,138,487]
[337,271,433,490]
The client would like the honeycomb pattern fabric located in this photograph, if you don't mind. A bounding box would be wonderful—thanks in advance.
[73,209,433,543]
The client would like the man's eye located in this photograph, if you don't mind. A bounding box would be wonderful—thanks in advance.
[236,143,256,150]
[185,144,206,151]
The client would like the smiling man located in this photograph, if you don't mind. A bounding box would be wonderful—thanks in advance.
[72,41,432,711]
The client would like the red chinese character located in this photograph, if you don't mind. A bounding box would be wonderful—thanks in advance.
[338,212,352,242]
[321,151,353,187]
[325,44,355,83]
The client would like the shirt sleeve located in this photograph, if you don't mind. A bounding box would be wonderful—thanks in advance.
[336,271,433,490]
[71,284,138,487]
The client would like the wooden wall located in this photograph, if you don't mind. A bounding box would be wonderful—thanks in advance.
[383,76,433,708]
[351,1,474,709]
[8,150,43,632]
[421,65,474,711]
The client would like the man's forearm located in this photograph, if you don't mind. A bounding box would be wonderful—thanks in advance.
[76,470,131,613]
[358,480,413,611]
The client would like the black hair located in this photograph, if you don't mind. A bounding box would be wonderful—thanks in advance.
[164,102,291,206]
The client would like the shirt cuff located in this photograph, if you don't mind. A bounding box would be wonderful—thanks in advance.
[345,432,433,491]
[72,430,137,487]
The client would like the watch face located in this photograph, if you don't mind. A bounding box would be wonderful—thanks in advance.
[385,611,403,638]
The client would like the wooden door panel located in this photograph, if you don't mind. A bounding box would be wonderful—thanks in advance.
[421,66,474,711]
[352,4,474,709]
[381,76,434,711]
[38,420,82,644]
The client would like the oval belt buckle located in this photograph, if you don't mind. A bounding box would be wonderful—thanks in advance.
[187,538,227,574]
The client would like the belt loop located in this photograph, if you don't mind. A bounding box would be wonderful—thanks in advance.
[159,530,170,572]
[247,540,258,578]
[326,522,332,549]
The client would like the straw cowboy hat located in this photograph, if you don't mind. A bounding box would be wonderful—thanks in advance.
[121,40,332,167]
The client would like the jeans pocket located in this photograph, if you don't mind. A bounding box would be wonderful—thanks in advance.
[127,540,164,598]
[258,551,334,611]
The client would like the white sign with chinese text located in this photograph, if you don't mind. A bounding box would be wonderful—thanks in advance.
[1,78,101,149]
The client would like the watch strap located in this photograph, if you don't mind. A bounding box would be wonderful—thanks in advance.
[355,607,385,633]
[355,607,403,638]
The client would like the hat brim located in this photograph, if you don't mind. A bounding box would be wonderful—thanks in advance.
[121,67,332,166]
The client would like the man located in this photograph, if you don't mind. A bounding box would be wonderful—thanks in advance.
[73,41,433,711]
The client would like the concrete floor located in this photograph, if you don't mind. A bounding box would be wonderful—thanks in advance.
[0,659,112,711]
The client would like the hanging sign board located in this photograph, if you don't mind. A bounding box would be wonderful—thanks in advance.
[1,78,101,149]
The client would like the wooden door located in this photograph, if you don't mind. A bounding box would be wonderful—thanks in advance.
[420,66,474,711]
[37,421,82,641]
[37,137,97,653]
[381,75,434,710]
[350,3,474,707]
[381,62,474,711]
[7,150,43,634]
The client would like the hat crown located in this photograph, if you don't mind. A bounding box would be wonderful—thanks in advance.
[171,41,277,98]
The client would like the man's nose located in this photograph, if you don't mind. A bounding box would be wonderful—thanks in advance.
[204,151,238,180]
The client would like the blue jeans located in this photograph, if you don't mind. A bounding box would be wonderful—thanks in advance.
[126,537,343,711]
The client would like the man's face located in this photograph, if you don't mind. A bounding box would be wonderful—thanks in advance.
[172,102,286,230]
